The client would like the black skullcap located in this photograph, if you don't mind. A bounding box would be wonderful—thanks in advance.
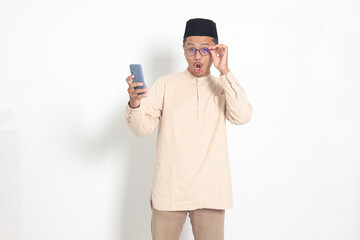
[183,18,218,40]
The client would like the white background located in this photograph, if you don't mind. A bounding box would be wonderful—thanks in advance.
[1,0,360,239]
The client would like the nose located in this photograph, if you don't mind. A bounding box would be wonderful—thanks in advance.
[194,50,202,60]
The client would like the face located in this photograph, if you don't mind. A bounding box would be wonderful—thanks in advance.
[183,36,215,77]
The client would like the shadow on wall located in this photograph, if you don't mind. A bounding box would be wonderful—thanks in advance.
[64,47,177,239]
[64,102,157,239]
[119,49,175,239]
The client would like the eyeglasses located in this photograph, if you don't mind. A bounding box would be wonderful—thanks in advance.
[183,47,210,56]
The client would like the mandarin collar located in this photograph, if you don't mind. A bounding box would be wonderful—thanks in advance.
[184,68,212,83]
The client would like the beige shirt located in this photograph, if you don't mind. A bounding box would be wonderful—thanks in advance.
[125,69,253,211]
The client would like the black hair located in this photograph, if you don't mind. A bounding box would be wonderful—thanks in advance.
[183,37,218,45]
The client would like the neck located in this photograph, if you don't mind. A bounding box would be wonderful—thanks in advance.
[187,67,210,78]
[184,68,212,84]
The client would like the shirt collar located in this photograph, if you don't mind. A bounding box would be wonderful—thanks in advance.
[183,68,212,83]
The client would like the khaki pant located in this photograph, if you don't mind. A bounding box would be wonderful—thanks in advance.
[150,204,225,240]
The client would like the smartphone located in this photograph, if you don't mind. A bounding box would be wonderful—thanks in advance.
[129,64,146,95]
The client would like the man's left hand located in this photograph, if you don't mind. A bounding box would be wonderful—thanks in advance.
[209,44,230,75]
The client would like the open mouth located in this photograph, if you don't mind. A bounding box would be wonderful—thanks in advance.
[194,63,202,74]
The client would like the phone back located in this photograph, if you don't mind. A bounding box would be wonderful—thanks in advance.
[130,64,146,95]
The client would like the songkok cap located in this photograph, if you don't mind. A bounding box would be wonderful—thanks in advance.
[183,18,218,40]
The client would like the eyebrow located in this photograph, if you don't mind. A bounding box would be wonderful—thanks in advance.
[187,43,210,46]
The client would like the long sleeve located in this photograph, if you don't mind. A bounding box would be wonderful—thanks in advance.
[125,77,165,137]
[219,71,253,125]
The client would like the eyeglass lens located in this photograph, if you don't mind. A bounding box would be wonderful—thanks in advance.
[187,48,210,56]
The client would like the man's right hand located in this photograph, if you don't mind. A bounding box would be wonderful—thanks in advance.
[126,75,149,108]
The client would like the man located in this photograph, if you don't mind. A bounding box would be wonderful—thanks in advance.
[125,18,252,240]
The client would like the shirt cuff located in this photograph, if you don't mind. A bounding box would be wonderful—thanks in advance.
[126,101,144,119]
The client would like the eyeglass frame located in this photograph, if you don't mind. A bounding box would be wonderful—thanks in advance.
[183,47,211,56]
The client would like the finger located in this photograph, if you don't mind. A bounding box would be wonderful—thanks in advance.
[133,93,148,99]
[210,44,227,52]
[221,46,228,54]
[126,75,135,85]
[215,45,228,56]
[209,45,219,53]
[131,92,148,99]
[215,47,223,54]
[215,44,227,49]
[135,87,149,94]
[130,82,144,89]
[208,45,217,51]
[211,48,221,56]
[210,50,219,58]
[130,87,148,96]
[128,82,143,93]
